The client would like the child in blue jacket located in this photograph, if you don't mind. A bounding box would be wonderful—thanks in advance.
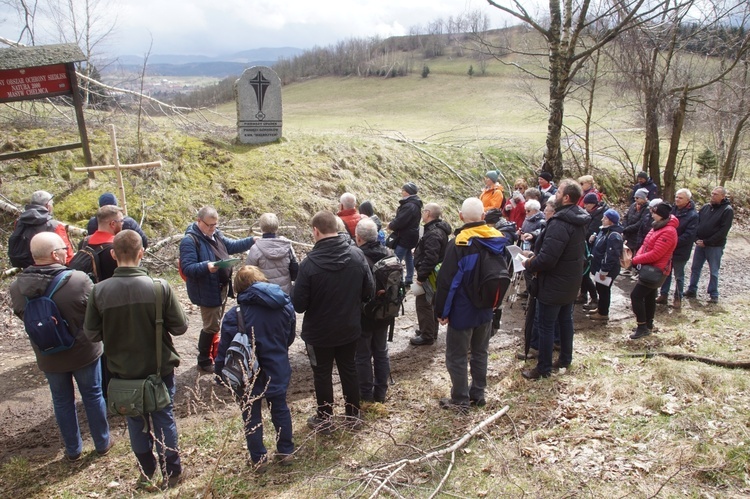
[215,266,296,468]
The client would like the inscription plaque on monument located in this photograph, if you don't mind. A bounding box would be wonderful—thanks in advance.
[235,66,282,144]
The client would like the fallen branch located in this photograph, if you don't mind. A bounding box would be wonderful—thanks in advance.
[361,405,510,493]
[620,352,750,370]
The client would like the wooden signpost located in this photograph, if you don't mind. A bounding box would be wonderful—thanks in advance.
[0,43,93,172]
[73,125,161,217]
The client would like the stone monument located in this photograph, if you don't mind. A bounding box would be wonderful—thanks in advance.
[235,66,282,144]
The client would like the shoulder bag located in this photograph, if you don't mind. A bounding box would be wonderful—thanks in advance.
[637,264,667,289]
[107,280,172,419]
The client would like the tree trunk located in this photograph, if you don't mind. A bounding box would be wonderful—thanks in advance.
[720,112,749,185]
[643,96,661,188]
[663,89,688,203]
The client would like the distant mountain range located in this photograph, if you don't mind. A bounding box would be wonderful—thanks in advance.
[107,47,304,78]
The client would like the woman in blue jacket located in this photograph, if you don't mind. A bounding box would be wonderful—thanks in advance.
[215,266,296,469]
[587,209,624,321]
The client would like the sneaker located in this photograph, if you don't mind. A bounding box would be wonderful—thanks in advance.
[96,439,114,456]
[582,301,599,311]
[629,324,651,339]
[683,290,697,298]
[708,296,719,304]
[65,452,81,462]
[439,398,469,414]
[655,294,668,305]
[621,269,632,276]
[410,335,434,346]
[589,312,609,321]
[521,368,550,380]
[516,347,538,360]
[275,453,295,466]
[307,415,334,435]
[551,360,570,370]
[197,363,215,374]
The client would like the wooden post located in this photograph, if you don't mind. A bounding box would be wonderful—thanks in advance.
[73,124,162,217]
[66,62,94,172]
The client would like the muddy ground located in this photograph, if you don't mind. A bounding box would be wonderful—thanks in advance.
[1,234,748,466]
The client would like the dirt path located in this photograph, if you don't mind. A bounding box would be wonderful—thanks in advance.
[1,234,748,464]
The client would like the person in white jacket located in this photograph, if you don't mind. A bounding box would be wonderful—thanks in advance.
[246,213,298,295]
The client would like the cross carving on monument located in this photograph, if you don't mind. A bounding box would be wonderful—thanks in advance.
[73,124,162,217]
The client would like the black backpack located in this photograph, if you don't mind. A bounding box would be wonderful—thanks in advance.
[467,245,511,309]
[68,238,110,283]
[362,255,406,321]
[23,270,76,355]
[222,306,259,393]
[8,220,56,269]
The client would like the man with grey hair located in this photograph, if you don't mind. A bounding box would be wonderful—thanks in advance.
[685,186,734,303]
[10,232,110,462]
[354,217,393,403]
[337,192,362,238]
[8,190,74,268]
[435,197,508,411]
[180,206,255,373]
[656,188,698,309]
[410,202,452,346]
[245,212,298,295]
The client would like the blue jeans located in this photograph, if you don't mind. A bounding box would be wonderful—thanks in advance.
[660,260,687,298]
[529,302,560,350]
[45,358,110,458]
[242,393,294,463]
[127,374,181,479]
[688,246,724,298]
[535,301,575,375]
[355,322,390,402]
[445,322,491,405]
[394,245,414,283]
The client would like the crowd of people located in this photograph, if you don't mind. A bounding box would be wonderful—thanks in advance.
[6,172,735,485]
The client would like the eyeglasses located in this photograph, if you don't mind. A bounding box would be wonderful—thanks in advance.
[201,219,218,228]
[110,218,124,225]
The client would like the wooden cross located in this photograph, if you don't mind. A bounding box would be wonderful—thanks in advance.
[73,124,161,217]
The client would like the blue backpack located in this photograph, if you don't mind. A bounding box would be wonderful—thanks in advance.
[23,271,76,355]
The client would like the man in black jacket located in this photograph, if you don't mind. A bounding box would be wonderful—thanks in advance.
[388,182,423,286]
[656,188,698,309]
[685,187,734,303]
[410,203,452,346]
[522,180,590,380]
[293,211,374,433]
[629,172,659,203]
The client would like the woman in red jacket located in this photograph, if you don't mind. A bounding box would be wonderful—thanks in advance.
[623,202,678,339]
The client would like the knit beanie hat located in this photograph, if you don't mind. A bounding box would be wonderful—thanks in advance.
[634,188,649,200]
[648,198,663,209]
[402,182,418,195]
[359,200,374,217]
[637,171,648,180]
[539,171,553,182]
[654,202,672,219]
[99,192,118,207]
[604,208,620,225]
[583,192,599,205]
[485,170,499,183]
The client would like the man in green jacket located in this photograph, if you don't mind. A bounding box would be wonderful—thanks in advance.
[84,230,188,489]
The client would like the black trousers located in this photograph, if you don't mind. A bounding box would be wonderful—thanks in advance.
[630,282,657,325]
[306,340,360,418]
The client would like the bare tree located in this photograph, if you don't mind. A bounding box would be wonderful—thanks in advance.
[1,0,38,44]
[484,0,668,178]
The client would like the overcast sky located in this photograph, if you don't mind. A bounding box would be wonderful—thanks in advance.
[0,0,519,57]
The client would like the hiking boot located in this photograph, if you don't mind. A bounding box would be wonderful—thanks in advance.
[164,473,182,488]
[582,300,599,311]
[275,453,295,466]
[470,398,486,408]
[621,268,632,276]
[410,335,434,346]
[96,439,114,456]
[439,398,469,414]
[516,347,538,360]
[342,416,365,431]
[629,324,651,339]
[655,294,668,305]
[197,363,215,375]
[683,290,697,298]
[521,368,550,380]
[708,296,719,304]
[672,296,681,309]
[575,294,587,304]
[250,457,270,474]
[307,415,334,435]
[136,474,159,492]
[589,312,609,321]
[66,452,81,462]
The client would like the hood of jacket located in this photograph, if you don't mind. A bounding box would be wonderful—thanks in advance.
[237,281,290,310]
[18,204,53,226]
[307,235,354,271]
[525,211,545,224]
[600,223,624,235]
[426,219,452,237]
[254,237,292,260]
[454,222,507,254]
[398,194,423,209]
[554,203,591,227]
[14,264,68,298]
